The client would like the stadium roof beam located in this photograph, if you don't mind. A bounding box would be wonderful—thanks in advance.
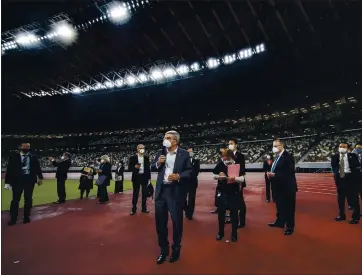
[168,7,201,57]
[148,15,177,50]
[246,0,270,42]
[211,8,235,51]
[187,1,219,56]
[225,0,250,45]
[268,0,293,44]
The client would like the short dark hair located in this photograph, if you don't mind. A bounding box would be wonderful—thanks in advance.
[229,138,238,145]
[274,139,285,146]
[63,152,71,159]
[339,142,349,147]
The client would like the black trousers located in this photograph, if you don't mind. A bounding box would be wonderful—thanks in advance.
[238,189,246,226]
[80,189,90,198]
[57,179,66,202]
[10,175,35,221]
[184,183,197,217]
[155,185,183,255]
[114,180,124,193]
[214,184,220,208]
[218,195,239,237]
[275,187,296,228]
[265,175,275,202]
[335,174,360,220]
[358,172,362,200]
[98,185,109,203]
[132,174,148,211]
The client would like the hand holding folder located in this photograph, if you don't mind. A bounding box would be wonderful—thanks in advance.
[227,164,240,184]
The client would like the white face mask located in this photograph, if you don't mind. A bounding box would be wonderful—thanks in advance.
[266,156,271,160]
[139,149,145,154]
[163,139,172,148]
[272,146,279,153]
[189,152,194,157]
[339,148,347,154]
[228,144,235,151]
[61,156,65,160]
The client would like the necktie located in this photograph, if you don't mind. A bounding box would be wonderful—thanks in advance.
[22,155,28,167]
[339,154,345,178]
[271,155,279,172]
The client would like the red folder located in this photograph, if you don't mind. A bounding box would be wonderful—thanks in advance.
[227,164,240,184]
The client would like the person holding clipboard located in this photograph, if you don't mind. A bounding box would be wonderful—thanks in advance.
[212,149,246,242]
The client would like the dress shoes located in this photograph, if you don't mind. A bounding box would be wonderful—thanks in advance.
[284,227,294,235]
[349,220,360,224]
[53,201,65,204]
[169,251,180,263]
[23,217,31,224]
[237,223,245,229]
[268,222,284,228]
[141,209,150,214]
[8,220,16,226]
[348,206,353,210]
[216,234,224,241]
[335,216,346,221]
[130,211,136,216]
[231,234,238,242]
[156,254,168,265]
[210,209,218,214]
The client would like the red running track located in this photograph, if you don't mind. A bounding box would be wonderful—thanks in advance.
[2,173,362,274]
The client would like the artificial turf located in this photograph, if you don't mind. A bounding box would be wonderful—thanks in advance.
[1,179,136,210]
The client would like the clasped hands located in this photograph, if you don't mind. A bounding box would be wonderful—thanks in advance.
[267,172,275,178]
[219,172,236,183]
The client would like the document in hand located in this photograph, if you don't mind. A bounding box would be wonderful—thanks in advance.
[227,164,240,184]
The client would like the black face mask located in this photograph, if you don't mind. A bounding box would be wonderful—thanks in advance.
[21,149,30,154]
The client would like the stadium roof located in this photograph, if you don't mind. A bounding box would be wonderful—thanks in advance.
[2,0,361,98]
[1,0,361,133]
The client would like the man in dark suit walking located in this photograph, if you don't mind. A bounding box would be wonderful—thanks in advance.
[352,143,362,202]
[331,143,360,224]
[267,139,297,235]
[50,152,71,204]
[184,146,200,220]
[4,143,43,225]
[129,144,151,215]
[151,131,192,264]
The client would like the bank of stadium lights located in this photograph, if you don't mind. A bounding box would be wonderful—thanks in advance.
[21,43,266,98]
[1,0,151,55]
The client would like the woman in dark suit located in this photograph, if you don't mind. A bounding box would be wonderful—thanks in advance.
[263,155,275,202]
[79,162,96,199]
[114,161,125,194]
[96,155,112,204]
[213,149,245,242]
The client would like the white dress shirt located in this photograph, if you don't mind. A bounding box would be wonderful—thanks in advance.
[163,147,178,184]
[137,155,144,174]
[340,153,351,173]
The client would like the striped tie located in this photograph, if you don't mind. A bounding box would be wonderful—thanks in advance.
[339,154,345,179]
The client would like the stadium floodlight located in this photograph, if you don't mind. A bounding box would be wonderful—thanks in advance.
[138,73,148,83]
[72,87,82,94]
[108,2,131,24]
[104,81,115,88]
[115,79,124,87]
[176,65,189,75]
[206,58,220,69]
[223,54,236,65]
[126,75,137,85]
[51,21,77,45]
[150,69,164,80]
[18,42,266,98]
[190,62,200,71]
[15,33,39,46]
[163,68,177,78]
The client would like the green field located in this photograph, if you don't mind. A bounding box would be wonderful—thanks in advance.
[1,179,137,211]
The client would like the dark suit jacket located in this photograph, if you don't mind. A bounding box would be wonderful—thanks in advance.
[190,158,200,188]
[5,152,43,186]
[99,162,112,186]
[151,148,192,201]
[115,165,125,181]
[128,155,151,182]
[52,159,71,180]
[331,153,360,182]
[271,150,297,192]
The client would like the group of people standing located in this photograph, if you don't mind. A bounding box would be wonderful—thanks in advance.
[3,136,362,266]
